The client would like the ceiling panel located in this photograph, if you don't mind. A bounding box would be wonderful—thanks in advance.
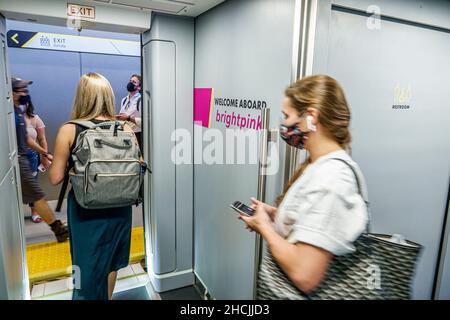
[91,0,225,16]
[111,0,185,13]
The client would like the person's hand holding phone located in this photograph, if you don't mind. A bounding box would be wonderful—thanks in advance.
[239,202,273,235]
[250,197,277,221]
[41,157,52,170]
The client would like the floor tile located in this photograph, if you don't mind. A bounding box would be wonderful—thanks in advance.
[131,263,145,275]
[44,278,70,296]
[137,274,150,284]
[117,265,134,279]
[38,290,72,300]
[31,283,45,298]
[114,275,139,292]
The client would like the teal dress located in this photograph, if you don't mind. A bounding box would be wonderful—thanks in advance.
[67,120,132,300]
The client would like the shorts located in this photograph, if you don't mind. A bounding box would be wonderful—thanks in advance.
[25,150,40,176]
[18,156,46,204]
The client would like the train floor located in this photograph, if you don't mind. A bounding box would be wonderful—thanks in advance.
[23,199,144,244]
[23,200,149,300]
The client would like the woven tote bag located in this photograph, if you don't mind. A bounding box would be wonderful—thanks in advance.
[257,159,422,300]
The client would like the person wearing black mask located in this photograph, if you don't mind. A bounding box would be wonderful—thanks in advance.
[12,77,69,242]
[117,74,142,150]
[23,94,50,223]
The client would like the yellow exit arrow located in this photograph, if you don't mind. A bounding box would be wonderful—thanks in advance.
[11,33,19,44]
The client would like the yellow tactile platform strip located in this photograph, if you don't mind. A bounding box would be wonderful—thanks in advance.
[27,226,145,284]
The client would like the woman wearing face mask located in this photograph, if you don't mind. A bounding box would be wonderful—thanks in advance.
[239,75,369,297]
[11,77,68,242]
[23,97,50,223]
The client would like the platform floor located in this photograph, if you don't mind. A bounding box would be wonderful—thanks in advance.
[24,199,145,285]
[27,226,145,284]
[23,199,201,300]
[30,262,153,300]
[23,200,144,244]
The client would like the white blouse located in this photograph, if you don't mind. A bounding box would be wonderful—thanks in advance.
[274,150,369,256]
[120,92,141,133]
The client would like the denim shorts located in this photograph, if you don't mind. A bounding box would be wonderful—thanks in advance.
[25,150,40,177]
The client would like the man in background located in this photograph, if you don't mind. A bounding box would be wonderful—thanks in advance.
[117,74,142,151]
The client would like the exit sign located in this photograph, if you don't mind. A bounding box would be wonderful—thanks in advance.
[67,3,95,19]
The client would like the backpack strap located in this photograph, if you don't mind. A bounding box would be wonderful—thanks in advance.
[121,96,128,108]
[56,169,69,212]
[137,97,141,112]
[67,120,125,131]
[56,120,95,212]
[66,120,96,129]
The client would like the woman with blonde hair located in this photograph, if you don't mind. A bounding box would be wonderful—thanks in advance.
[239,75,369,298]
[49,72,138,300]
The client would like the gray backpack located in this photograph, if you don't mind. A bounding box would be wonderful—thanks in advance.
[68,120,144,210]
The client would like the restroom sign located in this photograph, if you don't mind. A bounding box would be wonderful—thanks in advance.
[67,3,95,19]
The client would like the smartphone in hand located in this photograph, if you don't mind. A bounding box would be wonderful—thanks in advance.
[38,162,51,173]
[229,201,255,216]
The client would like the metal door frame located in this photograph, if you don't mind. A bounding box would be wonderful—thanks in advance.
[283,0,318,189]
[285,0,450,300]
[0,12,29,300]
[0,12,155,300]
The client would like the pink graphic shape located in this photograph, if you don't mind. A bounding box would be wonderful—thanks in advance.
[194,88,214,128]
